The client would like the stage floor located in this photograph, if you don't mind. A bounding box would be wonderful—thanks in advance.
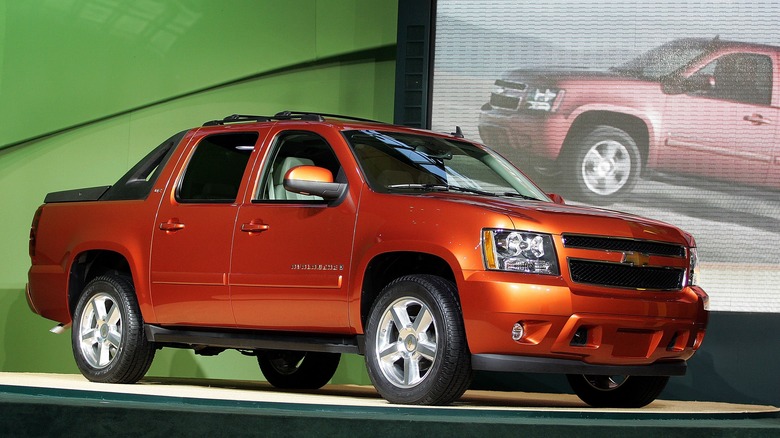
[0,372,776,415]
[2,372,779,437]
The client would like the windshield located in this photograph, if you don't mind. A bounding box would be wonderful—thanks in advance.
[344,130,549,201]
[611,38,713,80]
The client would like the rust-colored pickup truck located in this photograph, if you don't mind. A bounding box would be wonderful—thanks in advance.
[27,112,708,407]
[479,37,780,203]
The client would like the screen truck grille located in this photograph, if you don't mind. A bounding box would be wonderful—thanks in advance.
[563,234,687,291]
[489,93,520,110]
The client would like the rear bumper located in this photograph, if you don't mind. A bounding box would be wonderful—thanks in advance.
[472,354,687,376]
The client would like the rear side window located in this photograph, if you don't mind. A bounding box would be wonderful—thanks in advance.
[177,132,258,203]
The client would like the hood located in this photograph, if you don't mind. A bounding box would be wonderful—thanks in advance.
[425,193,693,246]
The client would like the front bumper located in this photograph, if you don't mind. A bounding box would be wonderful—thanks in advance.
[459,270,707,373]
[477,107,568,172]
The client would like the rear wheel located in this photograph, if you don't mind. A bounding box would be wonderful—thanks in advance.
[365,275,472,405]
[71,274,155,383]
[567,374,669,408]
[257,350,340,389]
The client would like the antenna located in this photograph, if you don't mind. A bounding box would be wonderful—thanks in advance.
[451,126,464,138]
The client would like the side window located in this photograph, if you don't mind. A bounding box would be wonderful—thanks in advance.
[256,132,343,202]
[177,132,258,203]
[701,53,773,105]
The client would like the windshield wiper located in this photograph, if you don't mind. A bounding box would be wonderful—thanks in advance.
[387,184,541,201]
[386,183,448,191]
[499,192,540,201]
[446,185,498,197]
[450,185,542,200]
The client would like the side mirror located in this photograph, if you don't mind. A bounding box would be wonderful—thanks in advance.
[283,165,347,201]
[662,73,714,95]
[683,73,715,93]
[547,193,565,205]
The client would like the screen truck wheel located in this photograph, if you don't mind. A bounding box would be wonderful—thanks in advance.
[567,374,669,408]
[566,125,641,204]
[365,275,473,405]
[72,274,155,383]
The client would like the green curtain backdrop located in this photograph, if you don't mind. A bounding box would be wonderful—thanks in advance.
[0,0,397,384]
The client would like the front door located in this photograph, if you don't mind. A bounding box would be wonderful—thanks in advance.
[230,128,356,330]
[659,51,777,186]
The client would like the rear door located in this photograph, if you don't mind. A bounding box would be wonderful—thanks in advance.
[150,129,266,326]
[230,126,357,331]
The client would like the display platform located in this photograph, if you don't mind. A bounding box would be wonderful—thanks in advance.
[1,372,778,437]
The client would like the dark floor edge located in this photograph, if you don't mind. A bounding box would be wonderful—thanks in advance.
[1,387,779,437]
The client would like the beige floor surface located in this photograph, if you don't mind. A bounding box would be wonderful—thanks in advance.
[1,372,776,415]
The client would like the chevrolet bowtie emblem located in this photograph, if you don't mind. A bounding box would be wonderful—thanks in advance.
[621,251,651,266]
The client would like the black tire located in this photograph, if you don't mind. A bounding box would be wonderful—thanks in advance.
[365,275,473,405]
[567,374,669,408]
[258,350,340,389]
[71,274,155,383]
[563,125,641,204]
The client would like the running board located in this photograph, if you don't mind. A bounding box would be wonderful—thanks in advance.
[144,325,364,355]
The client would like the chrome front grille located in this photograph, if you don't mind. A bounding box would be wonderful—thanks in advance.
[562,234,685,257]
[563,234,687,291]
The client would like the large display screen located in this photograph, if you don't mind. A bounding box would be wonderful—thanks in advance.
[432,0,780,312]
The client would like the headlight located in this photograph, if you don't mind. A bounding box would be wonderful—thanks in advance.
[687,247,700,287]
[482,229,559,275]
[526,88,564,111]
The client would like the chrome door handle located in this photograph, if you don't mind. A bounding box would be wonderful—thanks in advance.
[743,114,771,125]
[159,221,185,231]
[241,222,270,233]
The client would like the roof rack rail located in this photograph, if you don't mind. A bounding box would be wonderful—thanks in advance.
[202,111,388,127]
[273,111,386,124]
[202,114,272,126]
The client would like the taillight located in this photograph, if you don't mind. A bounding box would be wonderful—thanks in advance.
[29,206,43,259]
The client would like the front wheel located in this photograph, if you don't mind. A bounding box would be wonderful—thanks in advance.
[365,275,473,405]
[257,350,340,389]
[564,125,641,204]
[567,374,669,408]
[71,274,155,383]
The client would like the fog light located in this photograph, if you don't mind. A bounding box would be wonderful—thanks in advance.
[571,326,589,346]
[511,322,525,341]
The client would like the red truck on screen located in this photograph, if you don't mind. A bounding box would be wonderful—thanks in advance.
[27,112,708,407]
[479,37,780,203]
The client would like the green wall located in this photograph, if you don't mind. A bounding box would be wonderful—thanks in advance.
[0,0,397,384]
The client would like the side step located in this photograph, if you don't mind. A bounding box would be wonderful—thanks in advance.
[145,325,364,355]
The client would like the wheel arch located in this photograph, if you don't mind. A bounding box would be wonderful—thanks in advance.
[359,251,457,330]
[561,110,651,171]
[67,249,133,318]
